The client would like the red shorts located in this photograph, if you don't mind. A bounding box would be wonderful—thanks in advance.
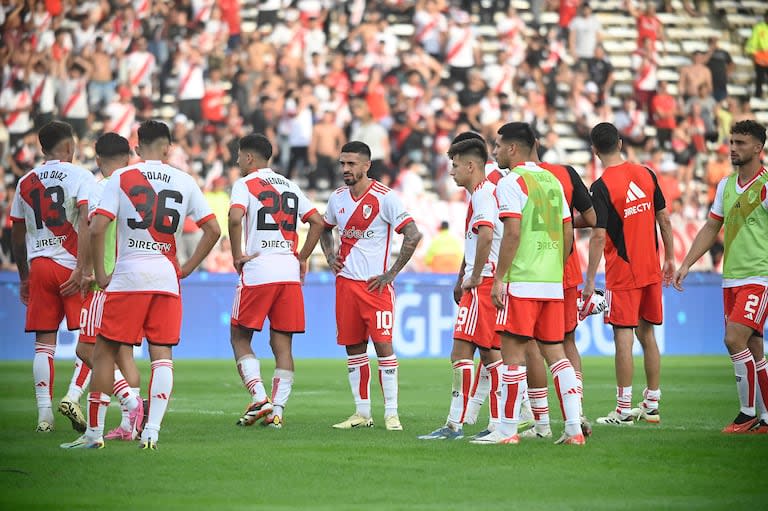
[564,285,579,334]
[604,282,663,328]
[454,277,500,349]
[79,290,106,344]
[336,276,394,345]
[25,257,82,332]
[495,294,565,343]
[724,284,768,335]
[98,292,181,345]
[231,282,305,333]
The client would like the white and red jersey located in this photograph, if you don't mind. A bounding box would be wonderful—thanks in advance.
[104,101,136,139]
[177,61,205,100]
[191,0,215,24]
[323,181,414,281]
[485,161,506,185]
[127,50,156,95]
[445,25,477,68]
[0,86,33,135]
[413,9,446,55]
[29,71,55,114]
[632,49,658,92]
[230,168,317,287]
[58,77,89,118]
[464,180,502,279]
[10,160,95,269]
[94,160,214,296]
[497,14,524,43]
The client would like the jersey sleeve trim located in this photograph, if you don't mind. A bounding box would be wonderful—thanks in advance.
[499,212,522,219]
[323,219,336,229]
[301,208,318,223]
[196,213,216,227]
[394,217,414,233]
[563,216,572,224]
[10,215,24,223]
[709,211,724,221]
[230,203,246,212]
[472,220,494,233]
[77,199,88,207]
[94,208,116,220]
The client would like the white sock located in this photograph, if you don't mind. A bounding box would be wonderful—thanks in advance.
[486,360,503,426]
[730,349,756,416]
[616,386,633,417]
[528,387,550,428]
[65,356,91,402]
[237,355,267,402]
[447,359,473,427]
[574,369,584,413]
[144,359,173,439]
[642,387,661,411]
[86,391,110,440]
[271,369,294,418]
[551,359,581,436]
[33,342,55,423]
[464,361,488,424]
[498,365,527,437]
[378,355,399,417]
[347,354,371,418]
[756,358,768,422]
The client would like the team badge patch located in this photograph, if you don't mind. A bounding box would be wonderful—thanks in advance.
[363,204,372,219]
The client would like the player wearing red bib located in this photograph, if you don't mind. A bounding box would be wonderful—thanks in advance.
[321,141,423,431]
[61,120,220,449]
[10,121,95,433]
[228,134,324,429]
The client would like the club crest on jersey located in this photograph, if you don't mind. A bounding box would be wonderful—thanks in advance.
[362,204,373,219]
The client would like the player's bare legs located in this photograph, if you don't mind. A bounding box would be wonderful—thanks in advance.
[33,332,57,431]
[231,324,273,426]
[524,340,551,438]
[59,342,94,433]
[267,329,295,427]
[606,326,636,424]
[632,319,662,422]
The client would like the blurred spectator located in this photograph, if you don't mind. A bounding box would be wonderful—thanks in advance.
[557,0,582,41]
[631,38,658,114]
[705,36,733,103]
[678,51,712,103]
[587,45,614,100]
[423,220,463,274]
[350,99,392,182]
[444,10,481,86]
[651,80,677,148]
[568,3,602,66]
[629,1,666,53]
[614,96,647,148]
[705,143,732,205]
[0,72,33,152]
[57,58,91,139]
[745,11,768,98]
[413,0,447,59]
[103,85,135,139]
[308,107,345,192]
[656,158,682,210]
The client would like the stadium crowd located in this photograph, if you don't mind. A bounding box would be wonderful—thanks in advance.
[0,0,765,272]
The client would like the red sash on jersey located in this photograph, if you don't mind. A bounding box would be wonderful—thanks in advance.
[178,64,196,96]
[338,187,381,265]
[62,81,84,117]
[136,0,150,18]
[446,28,471,62]
[634,62,654,90]
[32,76,46,103]
[4,91,29,128]
[19,171,79,258]
[194,1,212,23]
[130,53,153,86]
[415,16,438,42]
[494,67,510,94]
[110,103,135,135]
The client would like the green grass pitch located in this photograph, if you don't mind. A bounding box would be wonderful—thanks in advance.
[0,356,765,510]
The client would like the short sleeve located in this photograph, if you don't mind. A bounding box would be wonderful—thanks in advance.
[229,178,249,212]
[709,178,728,221]
[381,191,413,233]
[647,167,666,212]
[590,178,610,229]
[186,178,215,226]
[470,186,497,232]
[9,180,25,222]
[95,172,120,219]
[76,170,95,207]
[295,185,317,223]
[567,165,593,213]
[323,192,337,228]
[88,181,105,219]
[497,173,526,219]
[561,186,572,223]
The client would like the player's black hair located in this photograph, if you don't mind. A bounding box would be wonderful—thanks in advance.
[95,132,130,158]
[731,120,767,147]
[340,141,371,160]
[451,131,484,145]
[497,122,536,149]
[447,138,488,164]
[238,133,273,161]
[137,120,172,146]
[590,122,621,154]
[38,121,74,153]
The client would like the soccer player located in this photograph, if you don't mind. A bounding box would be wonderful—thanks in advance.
[73,132,145,441]
[582,122,675,426]
[321,141,423,431]
[229,134,324,429]
[674,120,768,433]
[472,122,583,446]
[61,120,220,449]
[10,120,95,432]
[418,136,503,440]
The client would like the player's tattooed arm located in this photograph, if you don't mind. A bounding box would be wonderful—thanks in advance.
[320,227,343,274]
[367,221,423,292]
